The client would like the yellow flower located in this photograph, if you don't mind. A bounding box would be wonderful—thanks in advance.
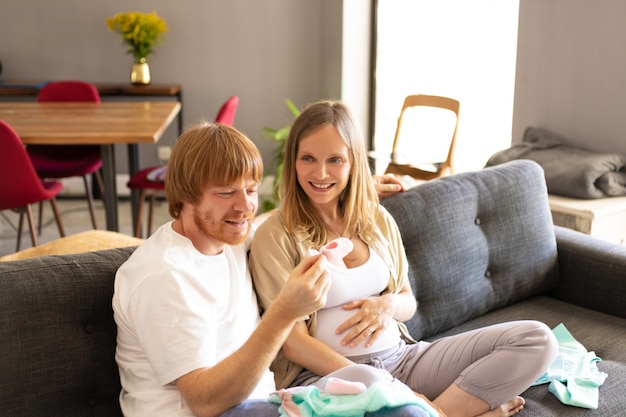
[106,11,168,62]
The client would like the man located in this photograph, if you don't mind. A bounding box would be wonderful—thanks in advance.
[113,122,418,417]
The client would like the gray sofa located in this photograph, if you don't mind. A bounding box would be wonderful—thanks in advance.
[1,160,625,416]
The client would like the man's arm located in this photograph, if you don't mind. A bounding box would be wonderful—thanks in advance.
[372,174,405,198]
[255,175,404,226]
[176,255,330,417]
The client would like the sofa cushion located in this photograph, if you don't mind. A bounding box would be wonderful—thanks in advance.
[429,295,626,416]
[381,160,560,340]
[0,230,144,262]
[0,247,135,417]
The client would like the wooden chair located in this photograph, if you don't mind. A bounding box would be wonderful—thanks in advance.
[0,120,65,251]
[385,94,460,181]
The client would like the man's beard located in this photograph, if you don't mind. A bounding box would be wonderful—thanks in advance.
[192,208,252,246]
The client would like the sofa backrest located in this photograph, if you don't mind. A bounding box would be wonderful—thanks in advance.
[0,247,135,417]
[381,160,560,340]
[0,160,560,414]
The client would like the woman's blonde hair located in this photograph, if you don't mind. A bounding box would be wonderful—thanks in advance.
[281,100,379,247]
[165,122,263,219]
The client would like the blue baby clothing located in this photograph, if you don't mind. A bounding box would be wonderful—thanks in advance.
[533,323,607,409]
[268,377,439,417]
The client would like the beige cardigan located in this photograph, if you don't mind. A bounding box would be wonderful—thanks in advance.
[249,205,416,389]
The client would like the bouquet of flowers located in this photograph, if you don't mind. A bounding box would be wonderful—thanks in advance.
[106,11,168,62]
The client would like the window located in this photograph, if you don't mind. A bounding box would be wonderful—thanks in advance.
[372,0,519,174]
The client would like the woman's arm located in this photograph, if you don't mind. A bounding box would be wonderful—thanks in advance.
[336,278,416,348]
[281,322,354,377]
[334,204,417,349]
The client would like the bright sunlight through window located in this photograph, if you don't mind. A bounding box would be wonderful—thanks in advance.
[373,0,520,174]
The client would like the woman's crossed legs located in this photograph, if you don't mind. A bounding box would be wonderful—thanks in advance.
[386,320,558,417]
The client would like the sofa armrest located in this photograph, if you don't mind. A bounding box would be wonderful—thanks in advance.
[553,225,626,319]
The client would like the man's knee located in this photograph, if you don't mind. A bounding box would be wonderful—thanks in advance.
[218,400,279,417]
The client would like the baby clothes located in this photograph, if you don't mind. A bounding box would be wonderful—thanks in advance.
[269,364,439,417]
[320,237,353,267]
[533,323,608,409]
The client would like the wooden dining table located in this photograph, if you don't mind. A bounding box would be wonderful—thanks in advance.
[0,101,181,232]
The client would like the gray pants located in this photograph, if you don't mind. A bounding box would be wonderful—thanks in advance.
[292,320,558,409]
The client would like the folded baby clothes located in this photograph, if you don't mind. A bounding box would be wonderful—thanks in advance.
[533,323,608,409]
[269,377,439,417]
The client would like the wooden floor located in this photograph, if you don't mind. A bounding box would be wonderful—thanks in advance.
[0,197,171,257]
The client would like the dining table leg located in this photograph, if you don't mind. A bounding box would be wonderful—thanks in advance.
[100,144,119,232]
[127,144,141,236]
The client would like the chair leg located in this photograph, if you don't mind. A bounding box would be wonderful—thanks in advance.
[16,208,25,252]
[37,201,44,236]
[134,189,146,238]
[83,175,98,229]
[25,205,39,249]
[94,170,105,206]
[147,193,156,237]
[49,198,66,238]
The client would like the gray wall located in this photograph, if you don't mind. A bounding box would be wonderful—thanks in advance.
[0,0,358,176]
[513,0,626,154]
[4,0,623,178]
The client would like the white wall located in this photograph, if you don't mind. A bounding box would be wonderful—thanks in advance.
[341,0,372,141]
[4,0,624,178]
[513,0,626,154]
[0,0,350,175]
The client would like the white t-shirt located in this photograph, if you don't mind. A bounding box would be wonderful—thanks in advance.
[112,221,275,417]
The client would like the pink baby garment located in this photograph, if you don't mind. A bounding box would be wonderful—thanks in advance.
[320,238,354,267]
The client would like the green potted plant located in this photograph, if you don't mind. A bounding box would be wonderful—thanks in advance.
[262,99,300,212]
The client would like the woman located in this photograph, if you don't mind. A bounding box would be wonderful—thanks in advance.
[249,100,558,417]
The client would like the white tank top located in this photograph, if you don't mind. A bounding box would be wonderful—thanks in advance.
[311,247,401,356]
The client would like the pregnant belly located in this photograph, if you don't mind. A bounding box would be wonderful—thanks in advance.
[314,305,401,357]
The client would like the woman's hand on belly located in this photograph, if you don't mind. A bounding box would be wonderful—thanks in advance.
[335,294,397,348]
[316,306,400,356]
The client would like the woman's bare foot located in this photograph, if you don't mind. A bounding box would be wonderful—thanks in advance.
[433,384,525,417]
[478,397,525,417]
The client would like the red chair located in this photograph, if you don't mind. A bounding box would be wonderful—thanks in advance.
[127,96,240,237]
[0,120,65,251]
[26,81,103,230]
[213,95,239,126]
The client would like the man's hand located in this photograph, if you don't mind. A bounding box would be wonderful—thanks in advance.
[372,174,405,198]
[273,255,331,320]
[176,255,330,417]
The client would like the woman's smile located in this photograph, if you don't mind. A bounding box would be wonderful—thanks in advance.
[310,181,336,191]
[296,124,352,205]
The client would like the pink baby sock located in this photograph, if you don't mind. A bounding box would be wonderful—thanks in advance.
[320,237,353,266]
[323,377,367,394]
